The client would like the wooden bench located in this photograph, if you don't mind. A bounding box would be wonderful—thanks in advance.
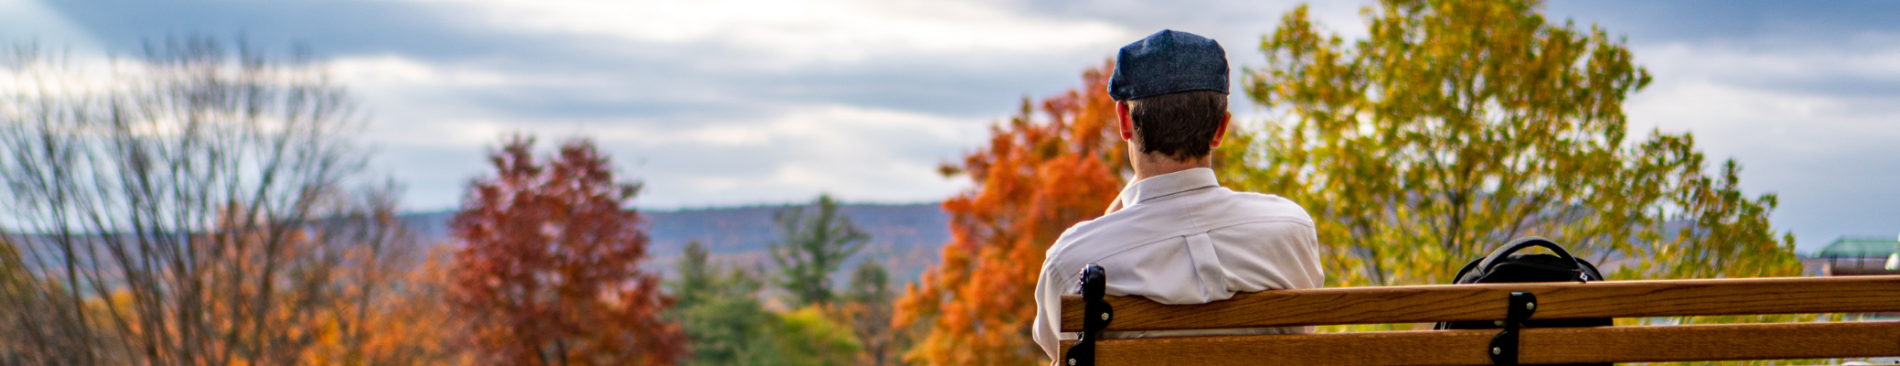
[1058,265,1900,365]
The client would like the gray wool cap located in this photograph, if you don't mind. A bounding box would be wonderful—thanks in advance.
[1108,29,1229,101]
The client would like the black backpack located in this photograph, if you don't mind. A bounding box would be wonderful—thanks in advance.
[1435,236,1612,332]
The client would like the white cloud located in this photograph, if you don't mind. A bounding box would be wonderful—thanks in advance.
[328,56,529,149]
[400,0,1135,65]
[331,54,997,209]
[1632,79,1900,153]
[1625,42,1900,250]
[1637,41,1900,83]
[580,104,989,207]
[331,55,520,88]
[597,104,976,146]
[1629,43,1900,155]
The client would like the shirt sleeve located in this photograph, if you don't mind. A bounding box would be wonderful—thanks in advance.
[1301,225,1325,288]
[1031,261,1064,363]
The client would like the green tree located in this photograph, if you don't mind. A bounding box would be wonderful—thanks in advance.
[671,240,866,366]
[673,240,724,308]
[671,241,774,366]
[760,307,861,366]
[769,195,870,307]
[1229,0,1800,291]
[844,262,892,306]
[841,262,902,366]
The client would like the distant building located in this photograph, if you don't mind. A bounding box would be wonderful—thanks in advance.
[1816,236,1900,276]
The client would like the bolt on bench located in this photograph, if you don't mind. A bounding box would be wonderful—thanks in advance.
[1059,264,1900,366]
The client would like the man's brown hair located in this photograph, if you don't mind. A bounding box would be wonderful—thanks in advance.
[1127,90,1227,160]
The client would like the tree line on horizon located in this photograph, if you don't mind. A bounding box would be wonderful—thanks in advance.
[0,37,901,365]
[1,0,1813,365]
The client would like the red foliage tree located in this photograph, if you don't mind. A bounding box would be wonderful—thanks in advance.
[448,136,686,366]
[894,62,1127,365]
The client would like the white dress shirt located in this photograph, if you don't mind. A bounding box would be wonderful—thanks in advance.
[1031,167,1325,361]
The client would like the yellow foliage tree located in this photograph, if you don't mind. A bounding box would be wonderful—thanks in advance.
[1227,0,1800,290]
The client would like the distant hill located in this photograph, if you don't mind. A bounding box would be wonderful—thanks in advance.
[399,202,952,285]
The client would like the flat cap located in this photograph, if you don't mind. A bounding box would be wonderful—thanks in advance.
[1108,30,1229,101]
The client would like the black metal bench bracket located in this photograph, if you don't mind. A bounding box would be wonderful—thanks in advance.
[1490,292,1537,365]
[1066,264,1112,366]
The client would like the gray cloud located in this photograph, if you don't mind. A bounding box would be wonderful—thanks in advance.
[1546,0,1900,45]
[16,0,1898,252]
[1547,0,1900,251]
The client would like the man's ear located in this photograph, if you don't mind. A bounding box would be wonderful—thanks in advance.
[1210,111,1231,149]
[1115,101,1134,141]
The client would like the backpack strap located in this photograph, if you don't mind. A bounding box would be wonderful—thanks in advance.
[1459,236,1587,283]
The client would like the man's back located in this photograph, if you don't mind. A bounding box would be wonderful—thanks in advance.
[1028,29,1325,363]
[1030,167,1323,360]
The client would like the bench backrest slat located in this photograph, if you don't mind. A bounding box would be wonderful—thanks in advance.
[1059,321,1900,366]
[1060,275,1900,332]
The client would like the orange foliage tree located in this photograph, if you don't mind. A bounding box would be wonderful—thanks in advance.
[304,245,475,366]
[894,63,1127,365]
[448,136,686,366]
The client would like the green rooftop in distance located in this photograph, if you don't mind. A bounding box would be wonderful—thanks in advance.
[1816,236,1900,258]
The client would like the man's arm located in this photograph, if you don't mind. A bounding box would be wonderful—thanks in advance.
[1031,262,1065,365]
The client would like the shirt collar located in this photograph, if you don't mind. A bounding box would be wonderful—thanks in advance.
[1117,167,1221,207]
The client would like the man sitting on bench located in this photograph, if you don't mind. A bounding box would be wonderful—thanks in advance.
[1031,29,1325,363]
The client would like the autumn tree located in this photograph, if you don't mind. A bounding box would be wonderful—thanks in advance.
[303,246,473,366]
[0,237,50,364]
[298,188,473,366]
[895,62,1126,365]
[1229,0,1800,291]
[770,194,869,307]
[448,136,686,366]
[0,37,390,366]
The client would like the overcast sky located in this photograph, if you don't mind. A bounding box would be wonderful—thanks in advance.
[3,0,1895,252]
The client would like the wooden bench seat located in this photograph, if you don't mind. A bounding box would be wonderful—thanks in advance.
[1058,268,1900,365]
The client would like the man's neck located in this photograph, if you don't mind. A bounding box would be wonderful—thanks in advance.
[1129,152,1211,182]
